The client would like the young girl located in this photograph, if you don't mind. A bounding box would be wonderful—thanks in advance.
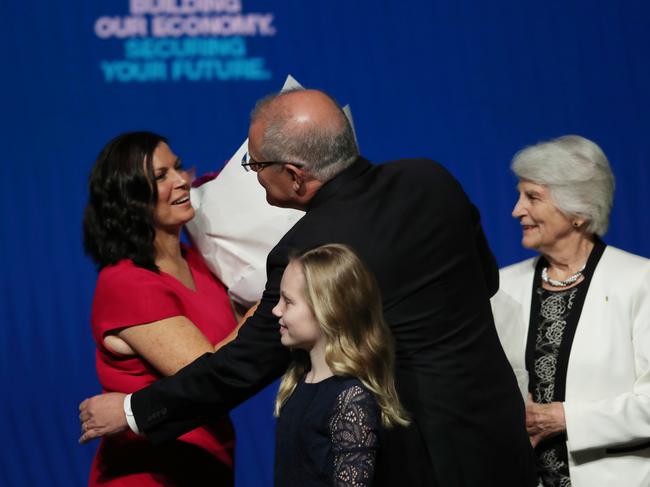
[272,243,409,487]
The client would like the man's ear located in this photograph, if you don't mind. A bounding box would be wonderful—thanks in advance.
[285,164,305,193]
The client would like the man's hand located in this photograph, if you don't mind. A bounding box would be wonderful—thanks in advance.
[525,394,566,447]
[78,392,128,444]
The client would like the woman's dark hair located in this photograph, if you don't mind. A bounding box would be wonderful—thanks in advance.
[83,131,167,272]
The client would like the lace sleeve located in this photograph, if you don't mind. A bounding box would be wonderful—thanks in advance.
[329,384,380,487]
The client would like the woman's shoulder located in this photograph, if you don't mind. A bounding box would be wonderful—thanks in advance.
[92,260,184,337]
[500,256,538,277]
[96,259,159,288]
[497,256,538,294]
[597,246,650,287]
[601,246,650,269]
[93,259,173,310]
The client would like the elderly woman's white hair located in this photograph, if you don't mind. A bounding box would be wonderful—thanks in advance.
[511,135,615,236]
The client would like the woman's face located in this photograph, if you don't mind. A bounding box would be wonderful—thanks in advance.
[150,142,194,231]
[272,261,324,351]
[512,180,575,254]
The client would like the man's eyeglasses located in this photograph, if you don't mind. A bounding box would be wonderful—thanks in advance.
[241,152,303,172]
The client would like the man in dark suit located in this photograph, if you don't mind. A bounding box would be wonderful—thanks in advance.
[80,88,536,486]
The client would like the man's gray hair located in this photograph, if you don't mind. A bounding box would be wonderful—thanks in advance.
[512,135,615,236]
[250,88,359,181]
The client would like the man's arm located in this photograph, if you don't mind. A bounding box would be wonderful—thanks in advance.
[79,246,292,444]
[78,305,258,443]
[133,297,291,443]
[471,204,499,296]
[79,392,129,443]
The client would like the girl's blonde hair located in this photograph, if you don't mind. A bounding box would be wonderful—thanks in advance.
[274,243,409,427]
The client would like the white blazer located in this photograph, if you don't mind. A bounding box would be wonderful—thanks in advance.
[491,246,650,487]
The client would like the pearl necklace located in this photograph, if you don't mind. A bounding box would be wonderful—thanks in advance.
[541,264,586,287]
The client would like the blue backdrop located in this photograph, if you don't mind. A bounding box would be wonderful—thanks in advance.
[1,1,648,485]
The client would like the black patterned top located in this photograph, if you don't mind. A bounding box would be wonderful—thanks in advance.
[525,240,607,487]
[275,375,380,487]
[531,283,585,487]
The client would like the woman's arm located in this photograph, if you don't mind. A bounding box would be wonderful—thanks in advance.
[111,316,215,376]
[105,302,260,375]
[562,266,650,452]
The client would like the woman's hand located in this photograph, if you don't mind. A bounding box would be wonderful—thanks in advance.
[526,394,567,447]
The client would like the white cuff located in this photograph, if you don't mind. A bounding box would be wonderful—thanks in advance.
[124,394,141,435]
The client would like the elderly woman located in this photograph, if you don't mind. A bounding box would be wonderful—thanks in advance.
[82,132,242,486]
[491,135,650,487]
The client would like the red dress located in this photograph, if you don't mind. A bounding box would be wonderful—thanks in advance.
[88,247,236,486]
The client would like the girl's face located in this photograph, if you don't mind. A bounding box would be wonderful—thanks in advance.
[150,142,194,231]
[272,261,324,351]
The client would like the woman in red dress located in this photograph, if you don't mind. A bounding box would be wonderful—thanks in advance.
[83,131,239,486]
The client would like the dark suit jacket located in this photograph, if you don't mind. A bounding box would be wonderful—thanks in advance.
[132,158,536,486]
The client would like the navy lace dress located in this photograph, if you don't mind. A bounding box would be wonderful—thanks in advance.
[275,375,380,486]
